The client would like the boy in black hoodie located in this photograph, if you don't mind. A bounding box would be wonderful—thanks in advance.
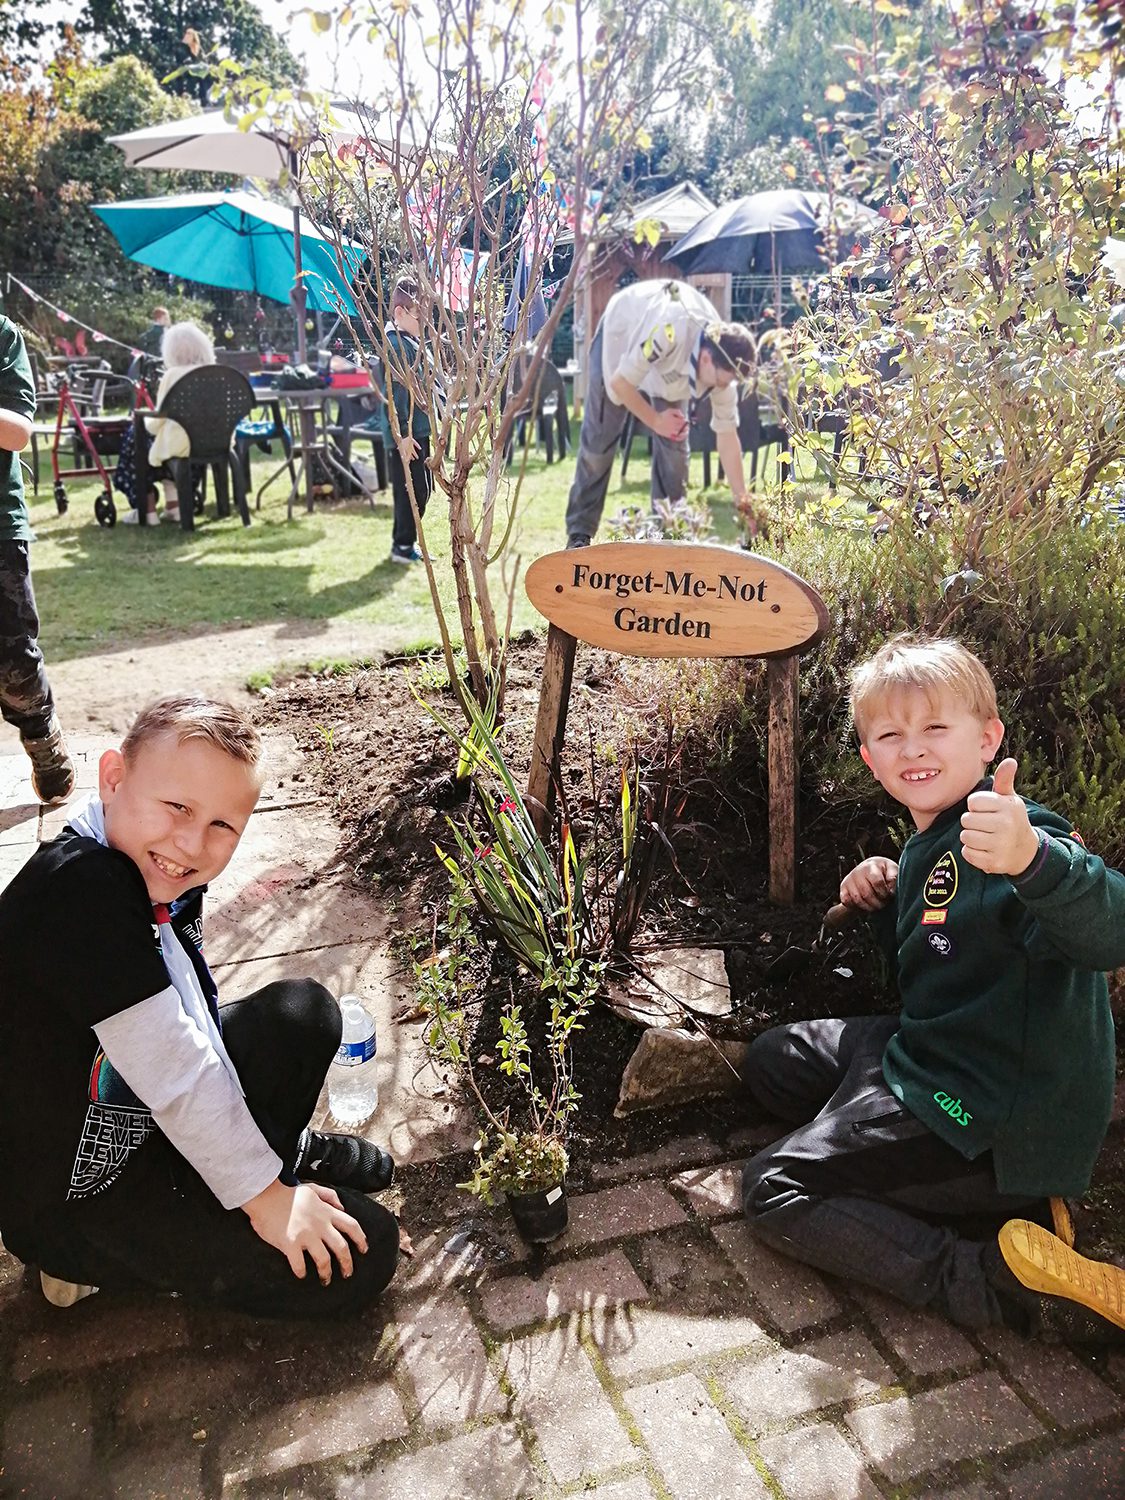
[741,635,1125,1343]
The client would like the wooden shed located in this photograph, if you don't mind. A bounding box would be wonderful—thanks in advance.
[572,181,730,410]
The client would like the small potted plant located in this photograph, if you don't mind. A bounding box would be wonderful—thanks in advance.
[466,1130,570,1242]
[417,874,601,1242]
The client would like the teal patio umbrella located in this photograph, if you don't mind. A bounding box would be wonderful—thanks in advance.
[93,190,363,315]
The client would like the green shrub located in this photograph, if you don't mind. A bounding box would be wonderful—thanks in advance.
[736,507,1125,868]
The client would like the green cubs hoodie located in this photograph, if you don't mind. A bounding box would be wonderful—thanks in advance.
[879,780,1125,1198]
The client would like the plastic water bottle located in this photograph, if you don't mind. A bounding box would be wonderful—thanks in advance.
[328,995,379,1127]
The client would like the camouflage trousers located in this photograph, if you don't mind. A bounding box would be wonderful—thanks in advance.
[0,540,55,740]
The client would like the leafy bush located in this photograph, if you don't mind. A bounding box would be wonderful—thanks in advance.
[739,508,1125,869]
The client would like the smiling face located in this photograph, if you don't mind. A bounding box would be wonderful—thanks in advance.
[859,686,1004,831]
[99,733,261,903]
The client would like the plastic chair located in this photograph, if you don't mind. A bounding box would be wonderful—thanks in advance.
[234,409,296,505]
[505,354,570,466]
[738,388,791,485]
[325,389,387,491]
[151,366,255,531]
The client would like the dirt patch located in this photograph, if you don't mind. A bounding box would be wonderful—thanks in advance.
[258,643,1125,1258]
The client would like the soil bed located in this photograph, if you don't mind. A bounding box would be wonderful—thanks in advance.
[259,643,1125,1259]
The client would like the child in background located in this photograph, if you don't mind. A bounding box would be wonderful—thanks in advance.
[380,276,434,565]
[0,695,400,1317]
[741,635,1125,1345]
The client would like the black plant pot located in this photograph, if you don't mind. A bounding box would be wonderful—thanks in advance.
[505,1181,568,1243]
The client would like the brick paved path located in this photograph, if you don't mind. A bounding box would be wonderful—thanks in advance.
[2,743,1124,1498]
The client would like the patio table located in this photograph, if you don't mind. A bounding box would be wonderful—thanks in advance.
[252,385,378,518]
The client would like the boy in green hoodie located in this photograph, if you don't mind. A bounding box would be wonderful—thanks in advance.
[741,635,1125,1344]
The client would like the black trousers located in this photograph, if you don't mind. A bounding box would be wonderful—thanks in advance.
[389,438,431,553]
[0,539,55,740]
[741,1016,1044,1328]
[33,979,399,1319]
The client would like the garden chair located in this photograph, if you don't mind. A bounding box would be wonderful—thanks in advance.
[325,387,387,492]
[504,351,570,466]
[150,365,254,531]
[738,387,792,485]
[234,407,296,506]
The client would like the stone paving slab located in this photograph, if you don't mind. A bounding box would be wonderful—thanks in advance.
[2,745,1125,1498]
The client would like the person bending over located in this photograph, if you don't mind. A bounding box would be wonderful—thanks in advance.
[565,278,755,547]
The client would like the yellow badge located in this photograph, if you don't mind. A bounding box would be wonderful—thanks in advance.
[922,851,959,908]
[921,909,948,925]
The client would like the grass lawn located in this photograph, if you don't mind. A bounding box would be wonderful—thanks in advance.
[27,442,769,664]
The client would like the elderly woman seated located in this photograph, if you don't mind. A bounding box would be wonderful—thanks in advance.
[125,322,215,526]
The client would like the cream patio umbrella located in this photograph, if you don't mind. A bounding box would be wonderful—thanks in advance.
[107,107,369,361]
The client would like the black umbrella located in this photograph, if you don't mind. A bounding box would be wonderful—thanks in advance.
[667,189,881,277]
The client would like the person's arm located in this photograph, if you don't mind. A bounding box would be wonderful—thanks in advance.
[384,331,421,460]
[0,408,32,451]
[241,1179,367,1284]
[840,856,899,912]
[961,758,1125,971]
[0,320,35,450]
[606,376,688,440]
[94,987,281,1208]
[714,426,748,504]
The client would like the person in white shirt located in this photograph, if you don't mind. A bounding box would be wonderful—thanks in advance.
[565,279,755,545]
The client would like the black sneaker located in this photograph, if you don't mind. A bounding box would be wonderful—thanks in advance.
[566,533,591,549]
[297,1131,395,1193]
[21,717,75,806]
[390,545,423,564]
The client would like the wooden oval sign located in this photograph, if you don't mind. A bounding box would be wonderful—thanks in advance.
[525,542,828,658]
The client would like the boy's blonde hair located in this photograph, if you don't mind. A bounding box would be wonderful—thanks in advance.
[122,695,261,769]
[850,635,999,740]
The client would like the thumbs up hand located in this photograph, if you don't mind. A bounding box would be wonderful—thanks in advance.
[959,758,1041,875]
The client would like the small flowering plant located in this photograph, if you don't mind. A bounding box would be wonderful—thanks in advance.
[415,863,601,1204]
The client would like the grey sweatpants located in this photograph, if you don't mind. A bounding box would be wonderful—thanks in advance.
[741,1016,1044,1329]
[564,324,690,542]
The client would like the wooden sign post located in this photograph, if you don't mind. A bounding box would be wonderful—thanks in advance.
[524,541,828,905]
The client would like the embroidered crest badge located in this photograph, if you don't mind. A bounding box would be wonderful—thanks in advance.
[922,850,959,908]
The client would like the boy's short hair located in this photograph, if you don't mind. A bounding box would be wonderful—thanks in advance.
[701,322,756,382]
[122,696,262,769]
[391,277,420,315]
[151,307,170,324]
[850,635,999,739]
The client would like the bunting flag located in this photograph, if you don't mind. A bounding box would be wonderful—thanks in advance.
[5,274,145,356]
[528,63,552,178]
[441,247,490,314]
[404,183,481,311]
